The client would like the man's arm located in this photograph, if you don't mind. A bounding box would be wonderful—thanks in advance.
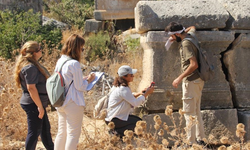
[185,26,196,33]
[172,56,198,88]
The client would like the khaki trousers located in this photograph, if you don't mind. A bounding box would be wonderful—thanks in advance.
[182,78,205,144]
[54,100,84,150]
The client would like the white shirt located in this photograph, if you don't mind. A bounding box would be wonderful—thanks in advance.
[105,86,145,122]
[54,55,88,107]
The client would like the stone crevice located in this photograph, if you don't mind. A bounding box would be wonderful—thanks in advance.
[220,33,241,108]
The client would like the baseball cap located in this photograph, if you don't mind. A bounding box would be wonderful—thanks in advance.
[118,65,137,77]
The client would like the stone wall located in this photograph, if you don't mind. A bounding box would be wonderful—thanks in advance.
[143,109,238,145]
[134,0,250,142]
[135,0,250,33]
[94,0,140,20]
[86,0,140,33]
[139,31,235,111]
[0,0,43,14]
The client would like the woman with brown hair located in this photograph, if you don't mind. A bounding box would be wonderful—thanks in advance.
[54,34,95,150]
[105,65,154,137]
[14,41,54,150]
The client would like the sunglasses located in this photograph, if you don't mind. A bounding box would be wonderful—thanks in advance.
[36,47,43,52]
[128,74,134,77]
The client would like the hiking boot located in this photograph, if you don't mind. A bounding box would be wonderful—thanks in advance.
[176,143,192,150]
[197,140,213,149]
[108,129,118,136]
[197,140,206,146]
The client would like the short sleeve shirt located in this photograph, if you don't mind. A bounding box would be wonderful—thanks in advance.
[19,64,49,107]
[180,30,199,81]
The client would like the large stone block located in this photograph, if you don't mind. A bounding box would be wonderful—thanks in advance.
[223,33,250,108]
[238,111,250,142]
[139,31,234,111]
[135,1,229,33]
[142,112,186,146]
[84,19,104,34]
[94,0,140,20]
[217,0,250,29]
[142,109,238,145]
[201,109,238,143]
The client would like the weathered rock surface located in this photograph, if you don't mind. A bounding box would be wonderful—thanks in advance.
[42,16,70,30]
[0,0,42,14]
[201,109,238,143]
[223,33,250,108]
[217,0,250,29]
[142,112,185,146]
[139,31,234,111]
[135,1,229,33]
[84,19,104,34]
[238,111,250,141]
[94,0,140,20]
[142,109,238,145]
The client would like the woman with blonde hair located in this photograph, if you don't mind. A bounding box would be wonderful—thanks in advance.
[14,41,54,150]
[54,34,95,150]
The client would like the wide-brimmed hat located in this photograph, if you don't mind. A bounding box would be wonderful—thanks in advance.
[118,65,137,77]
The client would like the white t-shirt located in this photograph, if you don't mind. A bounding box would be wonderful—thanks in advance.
[105,86,145,122]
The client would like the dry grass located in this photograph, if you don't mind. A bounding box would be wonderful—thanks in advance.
[0,29,144,149]
[1,30,249,150]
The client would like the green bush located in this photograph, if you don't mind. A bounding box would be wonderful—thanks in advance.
[125,37,140,52]
[0,9,62,59]
[38,23,63,51]
[0,9,41,59]
[44,0,94,30]
[85,31,111,61]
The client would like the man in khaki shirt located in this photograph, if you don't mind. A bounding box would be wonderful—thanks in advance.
[165,22,206,146]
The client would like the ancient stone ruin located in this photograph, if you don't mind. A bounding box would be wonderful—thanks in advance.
[1,0,249,144]
[0,0,42,14]
[136,0,250,143]
[89,0,250,143]
[85,0,140,33]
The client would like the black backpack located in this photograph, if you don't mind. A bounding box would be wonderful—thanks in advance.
[184,35,214,81]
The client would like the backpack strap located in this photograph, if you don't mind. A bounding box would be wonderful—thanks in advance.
[58,58,72,72]
[183,36,202,78]
[65,80,73,96]
[184,34,200,50]
[57,58,73,96]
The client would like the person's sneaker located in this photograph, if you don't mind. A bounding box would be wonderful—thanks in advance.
[108,129,118,136]
[197,140,206,146]
[176,143,192,150]
[197,140,213,149]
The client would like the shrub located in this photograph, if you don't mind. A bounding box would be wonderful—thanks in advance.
[0,9,42,59]
[38,23,63,52]
[43,0,94,30]
[125,37,141,53]
[85,31,111,61]
[0,9,62,59]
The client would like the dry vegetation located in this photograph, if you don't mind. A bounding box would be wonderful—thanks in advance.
[0,30,250,150]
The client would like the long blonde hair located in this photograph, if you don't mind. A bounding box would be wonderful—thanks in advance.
[14,41,50,88]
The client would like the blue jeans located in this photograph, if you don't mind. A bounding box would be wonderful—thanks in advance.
[21,103,54,150]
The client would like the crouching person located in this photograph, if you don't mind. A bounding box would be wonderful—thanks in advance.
[105,65,154,137]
